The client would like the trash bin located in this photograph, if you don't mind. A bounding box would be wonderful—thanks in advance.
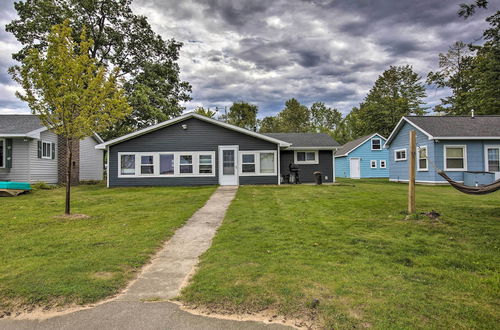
[313,171,322,185]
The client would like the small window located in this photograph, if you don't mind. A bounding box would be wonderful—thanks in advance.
[372,139,381,150]
[295,151,318,164]
[159,154,174,175]
[418,146,428,171]
[370,160,377,168]
[260,152,275,173]
[445,146,466,170]
[199,154,213,174]
[395,149,407,161]
[0,139,4,168]
[179,155,193,174]
[140,155,155,174]
[241,153,256,173]
[42,141,52,159]
[120,154,136,175]
[487,148,499,172]
[380,160,386,168]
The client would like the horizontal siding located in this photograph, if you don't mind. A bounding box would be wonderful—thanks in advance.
[350,135,389,178]
[79,136,104,181]
[109,118,278,187]
[335,156,349,178]
[0,138,30,182]
[30,130,58,184]
[280,150,333,183]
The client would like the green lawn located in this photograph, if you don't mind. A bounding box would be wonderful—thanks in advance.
[0,184,215,312]
[180,180,500,329]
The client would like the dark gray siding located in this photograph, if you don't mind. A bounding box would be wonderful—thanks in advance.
[109,118,278,187]
[280,150,334,183]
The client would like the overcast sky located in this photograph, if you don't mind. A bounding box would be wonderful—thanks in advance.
[0,0,497,117]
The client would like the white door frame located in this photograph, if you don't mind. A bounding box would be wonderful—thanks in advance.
[484,144,500,180]
[349,157,361,179]
[218,145,239,185]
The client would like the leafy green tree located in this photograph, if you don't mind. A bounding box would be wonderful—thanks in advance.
[458,0,489,18]
[355,65,427,137]
[6,0,191,139]
[310,102,342,133]
[194,107,216,118]
[278,98,311,132]
[12,21,131,215]
[331,108,366,144]
[258,116,282,133]
[226,102,258,130]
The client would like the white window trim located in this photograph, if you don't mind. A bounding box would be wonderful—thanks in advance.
[484,145,500,173]
[417,146,428,172]
[239,150,277,176]
[379,160,386,168]
[118,151,216,178]
[443,145,467,172]
[41,140,53,159]
[370,160,377,168]
[0,138,5,168]
[394,148,407,161]
[371,138,382,150]
[294,150,319,165]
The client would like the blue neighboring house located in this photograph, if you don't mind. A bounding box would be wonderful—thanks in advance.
[335,133,389,179]
[384,115,500,185]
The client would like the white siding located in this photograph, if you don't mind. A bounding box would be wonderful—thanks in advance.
[30,130,58,184]
[79,136,103,181]
[0,138,30,182]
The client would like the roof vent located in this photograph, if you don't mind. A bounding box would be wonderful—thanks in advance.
[471,109,475,118]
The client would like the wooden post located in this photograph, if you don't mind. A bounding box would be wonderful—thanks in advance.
[408,130,416,214]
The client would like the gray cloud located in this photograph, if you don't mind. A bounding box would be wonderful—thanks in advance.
[0,0,498,117]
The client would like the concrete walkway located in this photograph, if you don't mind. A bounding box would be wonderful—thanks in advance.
[1,186,292,330]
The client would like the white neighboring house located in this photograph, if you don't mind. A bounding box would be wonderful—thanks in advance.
[0,114,104,184]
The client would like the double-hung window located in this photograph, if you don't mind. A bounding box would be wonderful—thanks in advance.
[140,155,155,175]
[42,141,52,159]
[395,149,407,161]
[179,155,193,174]
[241,154,256,173]
[371,139,381,150]
[240,151,276,175]
[294,151,318,164]
[120,154,136,175]
[199,154,213,174]
[417,146,428,171]
[370,160,377,168]
[380,160,386,168]
[260,153,275,173]
[0,139,4,168]
[444,146,467,171]
[486,147,500,172]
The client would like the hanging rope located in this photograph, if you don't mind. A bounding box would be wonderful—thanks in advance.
[415,142,500,195]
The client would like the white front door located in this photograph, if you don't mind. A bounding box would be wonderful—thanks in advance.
[219,145,239,185]
[350,158,361,179]
[485,145,500,180]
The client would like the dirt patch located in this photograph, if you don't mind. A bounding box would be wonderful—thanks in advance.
[54,214,91,220]
[90,272,116,280]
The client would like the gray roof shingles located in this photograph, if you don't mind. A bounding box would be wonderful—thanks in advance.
[0,114,44,135]
[263,132,339,148]
[335,134,379,157]
[405,116,500,137]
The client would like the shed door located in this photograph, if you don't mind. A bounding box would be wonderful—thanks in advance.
[219,145,239,185]
[350,158,361,179]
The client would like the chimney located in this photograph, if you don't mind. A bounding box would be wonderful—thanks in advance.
[471,109,475,118]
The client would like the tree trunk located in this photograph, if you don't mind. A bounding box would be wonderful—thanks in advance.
[65,137,72,215]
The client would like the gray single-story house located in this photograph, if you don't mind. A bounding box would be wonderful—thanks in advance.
[385,115,500,185]
[95,112,340,187]
[0,114,104,184]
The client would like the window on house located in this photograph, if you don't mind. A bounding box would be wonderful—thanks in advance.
[199,154,213,174]
[395,149,407,161]
[370,160,377,168]
[372,139,381,150]
[295,151,318,164]
[445,146,466,170]
[241,153,256,173]
[159,154,174,175]
[120,154,136,175]
[260,153,275,173]
[42,141,52,159]
[0,139,4,168]
[487,148,500,172]
[179,155,193,174]
[140,155,155,174]
[418,146,428,171]
[380,160,386,168]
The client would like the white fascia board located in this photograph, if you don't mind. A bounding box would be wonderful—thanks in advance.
[95,112,290,149]
[286,146,339,150]
[433,136,500,140]
[383,117,434,148]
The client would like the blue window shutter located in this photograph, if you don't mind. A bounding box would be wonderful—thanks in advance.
[37,140,42,158]
[6,139,12,168]
[52,143,55,159]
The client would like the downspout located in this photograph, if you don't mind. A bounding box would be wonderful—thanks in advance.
[277,144,281,185]
[332,150,336,183]
[106,145,110,188]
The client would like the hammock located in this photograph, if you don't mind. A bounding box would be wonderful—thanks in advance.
[437,171,500,195]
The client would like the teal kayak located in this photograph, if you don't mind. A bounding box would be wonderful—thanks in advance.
[0,181,32,190]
